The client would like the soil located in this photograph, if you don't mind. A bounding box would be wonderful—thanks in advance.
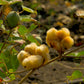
[9,59,84,84]
[6,0,84,84]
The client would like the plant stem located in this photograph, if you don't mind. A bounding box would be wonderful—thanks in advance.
[18,53,62,84]
[18,44,84,83]
[2,59,9,72]
[18,69,35,84]
[12,55,62,74]
[63,44,84,56]
[11,70,27,74]
[64,55,84,58]
[43,53,62,66]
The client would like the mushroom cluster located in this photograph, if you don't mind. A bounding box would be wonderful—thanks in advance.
[17,43,50,70]
[46,27,74,53]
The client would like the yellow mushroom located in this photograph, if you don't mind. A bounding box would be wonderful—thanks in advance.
[17,50,30,63]
[46,27,58,47]
[22,55,43,70]
[24,43,37,55]
[48,40,61,53]
[46,27,58,41]
[56,28,70,41]
[46,27,72,53]
[61,36,74,52]
[36,44,50,64]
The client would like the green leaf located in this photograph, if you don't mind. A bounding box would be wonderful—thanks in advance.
[10,53,19,71]
[22,5,37,14]
[0,63,4,68]
[0,20,3,26]
[0,0,7,5]
[82,77,84,82]
[77,51,84,56]
[3,45,12,58]
[18,25,28,36]
[0,53,8,78]
[27,23,37,33]
[9,74,15,80]
[20,44,25,50]
[0,71,6,78]
[0,43,3,50]
[3,45,19,71]
[26,33,40,45]
[71,70,83,80]
[8,36,22,41]
[20,15,35,22]
[67,52,77,56]
[30,3,39,9]
[67,51,84,57]
[35,36,42,44]
[10,0,22,5]
[9,69,13,73]
[0,45,19,78]
[0,52,5,60]
[0,53,5,68]
[66,76,71,79]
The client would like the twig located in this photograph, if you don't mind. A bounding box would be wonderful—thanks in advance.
[18,53,62,84]
[43,53,62,66]
[18,69,35,84]
[63,44,84,56]
[18,45,84,83]
[63,55,84,58]
[10,70,27,74]
[10,44,20,52]
[44,44,84,70]
[2,59,9,72]
[66,79,69,84]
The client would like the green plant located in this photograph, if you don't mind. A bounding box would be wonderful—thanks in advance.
[0,0,84,84]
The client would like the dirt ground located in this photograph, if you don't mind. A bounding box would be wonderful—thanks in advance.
[8,0,84,84]
[10,57,84,84]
